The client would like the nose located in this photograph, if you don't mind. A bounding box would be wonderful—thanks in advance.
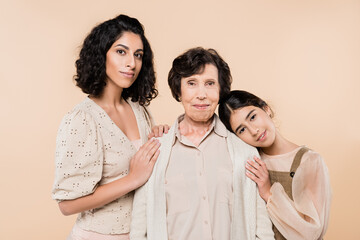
[126,55,136,69]
[248,126,259,136]
[196,85,207,100]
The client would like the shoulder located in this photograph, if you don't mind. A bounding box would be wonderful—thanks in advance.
[301,148,325,167]
[64,98,96,116]
[58,98,98,132]
[127,99,144,114]
[158,123,176,145]
[227,131,258,153]
[297,148,329,178]
[293,147,331,196]
[129,100,152,117]
[128,100,151,118]
[156,119,178,150]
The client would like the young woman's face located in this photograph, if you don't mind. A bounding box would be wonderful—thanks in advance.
[180,64,220,124]
[229,106,276,148]
[105,31,143,89]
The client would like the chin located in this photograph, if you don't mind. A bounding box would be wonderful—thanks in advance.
[249,142,262,148]
[195,113,214,122]
[259,141,274,149]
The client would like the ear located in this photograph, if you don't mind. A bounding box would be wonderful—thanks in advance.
[264,106,272,117]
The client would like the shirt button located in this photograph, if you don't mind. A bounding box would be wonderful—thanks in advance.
[204,221,208,224]
[203,196,206,200]
[199,172,202,176]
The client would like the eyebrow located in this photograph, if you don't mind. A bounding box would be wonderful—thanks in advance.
[184,77,216,81]
[115,44,143,52]
[234,109,255,133]
[245,109,255,120]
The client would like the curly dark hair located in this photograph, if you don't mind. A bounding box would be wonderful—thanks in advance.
[74,14,157,106]
[219,90,273,133]
[168,47,232,102]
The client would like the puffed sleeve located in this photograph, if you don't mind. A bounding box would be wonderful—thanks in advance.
[52,109,104,201]
[266,151,331,240]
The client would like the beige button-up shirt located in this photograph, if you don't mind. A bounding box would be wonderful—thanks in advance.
[165,115,233,240]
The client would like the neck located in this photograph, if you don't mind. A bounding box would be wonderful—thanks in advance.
[179,115,214,137]
[90,81,125,109]
[261,131,298,156]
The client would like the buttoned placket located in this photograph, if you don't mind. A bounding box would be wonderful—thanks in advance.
[195,148,212,240]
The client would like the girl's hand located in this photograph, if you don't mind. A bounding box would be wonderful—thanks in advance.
[148,124,170,139]
[246,156,272,202]
[128,138,160,188]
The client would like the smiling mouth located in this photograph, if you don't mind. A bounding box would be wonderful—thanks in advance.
[257,130,267,141]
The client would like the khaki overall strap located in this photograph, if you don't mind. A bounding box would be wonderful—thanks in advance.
[289,147,309,178]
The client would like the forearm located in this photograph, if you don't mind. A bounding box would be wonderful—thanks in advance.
[266,183,324,239]
[58,174,140,216]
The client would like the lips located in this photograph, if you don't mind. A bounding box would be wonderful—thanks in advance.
[120,71,135,78]
[193,104,210,110]
[257,130,267,141]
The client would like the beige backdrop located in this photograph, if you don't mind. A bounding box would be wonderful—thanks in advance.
[1,0,359,239]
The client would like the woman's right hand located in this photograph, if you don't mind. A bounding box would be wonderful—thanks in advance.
[128,138,161,188]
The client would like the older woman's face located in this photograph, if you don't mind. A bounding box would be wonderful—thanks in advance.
[180,64,220,123]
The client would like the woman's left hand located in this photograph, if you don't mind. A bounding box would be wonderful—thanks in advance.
[246,156,272,202]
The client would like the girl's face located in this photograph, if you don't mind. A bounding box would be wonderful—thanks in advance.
[229,106,276,148]
[105,31,144,90]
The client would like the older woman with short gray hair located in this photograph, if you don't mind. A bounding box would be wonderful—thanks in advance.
[130,47,274,240]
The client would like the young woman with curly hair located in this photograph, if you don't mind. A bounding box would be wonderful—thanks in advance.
[52,14,160,240]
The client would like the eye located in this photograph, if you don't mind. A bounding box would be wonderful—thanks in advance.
[134,52,143,59]
[238,127,246,134]
[116,49,125,55]
[187,81,196,86]
[206,81,215,86]
[250,114,256,121]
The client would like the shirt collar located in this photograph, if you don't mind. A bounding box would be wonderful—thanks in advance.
[213,114,228,138]
[172,114,228,146]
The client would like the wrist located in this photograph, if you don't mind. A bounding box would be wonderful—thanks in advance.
[264,191,271,203]
[124,173,142,190]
